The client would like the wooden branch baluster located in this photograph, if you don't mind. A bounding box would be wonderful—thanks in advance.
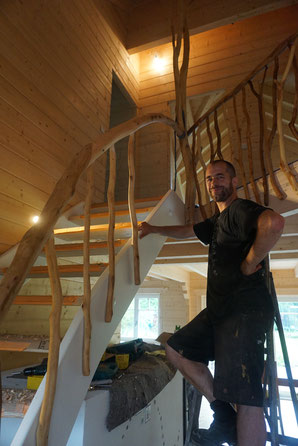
[171,0,195,223]
[106,145,116,323]
[277,39,298,192]
[269,57,279,150]
[196,128,212,217]
[263,57,285,199]
[191,130,207,220]
[242,86,261,203]
[128,134,141,285]
[82,165,94,376]
[248,68,269,206]
[36,235,63,446]
[289,54,298,141]
[214,109,223,160]
[206,115,215,162]
[232,95,250,199]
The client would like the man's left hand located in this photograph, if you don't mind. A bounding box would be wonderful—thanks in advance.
[241,259,262,276]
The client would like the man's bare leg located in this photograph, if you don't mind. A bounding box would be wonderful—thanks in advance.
[237,405,266,446]
[165,343,215,402]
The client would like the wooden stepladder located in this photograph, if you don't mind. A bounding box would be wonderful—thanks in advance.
[263,258,298,446]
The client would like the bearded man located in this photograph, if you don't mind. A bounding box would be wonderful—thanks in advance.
[138,160,284,446]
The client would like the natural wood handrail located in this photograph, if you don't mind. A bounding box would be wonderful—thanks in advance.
[0,113,182,324]
[187,32,298,135]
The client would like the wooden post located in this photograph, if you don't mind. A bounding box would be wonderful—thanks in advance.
[128,134,141,285]
[191,131,207,220]
[263,58,285,200]
[248,69,269,206]
[242,86,261,203]
[232,94,250,199]
[36,235,63,446]
[289,54,298,141]
[105,145,117,323]
[196,127,212,217]
[82,165,94,376]
[214,109,223,160]
[276,39,298,192]
[172,0,196,224]
[206,115,215,162]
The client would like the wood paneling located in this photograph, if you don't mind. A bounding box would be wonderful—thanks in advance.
[0,0,139,254]
[138,7,298,107]
[126,0,296,53]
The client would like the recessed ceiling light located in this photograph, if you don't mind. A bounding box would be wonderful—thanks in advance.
[153,54,166,72]
[32,215,39,224]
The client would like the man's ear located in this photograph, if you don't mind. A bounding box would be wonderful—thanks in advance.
[232,176,238,188]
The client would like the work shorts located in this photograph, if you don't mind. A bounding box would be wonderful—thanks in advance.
[167,307,273,407]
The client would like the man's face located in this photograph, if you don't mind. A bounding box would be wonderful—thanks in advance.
[205,163,237,203]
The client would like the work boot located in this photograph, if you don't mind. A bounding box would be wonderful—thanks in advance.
[190,418,237,445]
[190,401,237,446]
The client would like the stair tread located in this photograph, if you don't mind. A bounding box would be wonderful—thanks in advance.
[54,222,138,241]
[90,196,162,211]
[13,295,82,305]
[1,263,108,278]
[69,206,153,222]
[39,240,127,257]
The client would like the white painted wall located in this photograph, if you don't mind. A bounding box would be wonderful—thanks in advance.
[66,371,183,446]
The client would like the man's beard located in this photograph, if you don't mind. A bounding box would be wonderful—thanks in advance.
[209,182,234,202]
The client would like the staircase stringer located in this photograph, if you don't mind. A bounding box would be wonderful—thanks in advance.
[11,189,185,446]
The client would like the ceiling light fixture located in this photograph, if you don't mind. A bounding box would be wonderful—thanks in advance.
[32,215,40,224]
[153,54,166,72]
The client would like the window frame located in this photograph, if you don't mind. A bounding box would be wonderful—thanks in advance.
[121,292,160,342]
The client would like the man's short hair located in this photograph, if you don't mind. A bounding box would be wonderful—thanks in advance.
[209,160,236,178]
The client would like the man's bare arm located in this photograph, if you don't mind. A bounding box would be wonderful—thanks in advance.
[241,209,285,275]
[138,222,195,239]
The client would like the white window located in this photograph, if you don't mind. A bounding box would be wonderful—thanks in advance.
[121,293,160,342]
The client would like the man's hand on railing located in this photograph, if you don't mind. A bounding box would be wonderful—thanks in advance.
[138,222,195,240]
[138,222,154,239]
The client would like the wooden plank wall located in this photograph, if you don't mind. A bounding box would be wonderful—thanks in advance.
[137,6,298,198]
[0,0,139,254]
